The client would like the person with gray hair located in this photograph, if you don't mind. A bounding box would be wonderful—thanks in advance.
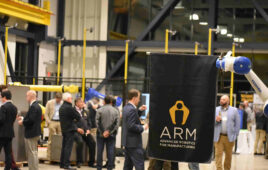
[59,92,83,170]
[18,90,42,170]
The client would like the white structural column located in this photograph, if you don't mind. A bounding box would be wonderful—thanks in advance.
[99,0,108,79]
[63,0,108,87]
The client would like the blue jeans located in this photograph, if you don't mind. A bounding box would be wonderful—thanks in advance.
[97,136,115,170]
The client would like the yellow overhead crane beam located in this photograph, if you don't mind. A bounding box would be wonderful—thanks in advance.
[9,82,79,94]
[0,0,53,25]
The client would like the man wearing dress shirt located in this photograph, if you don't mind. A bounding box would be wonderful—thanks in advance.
[214,95,240,170]
[44,92,63,161]
[122,89,147,170]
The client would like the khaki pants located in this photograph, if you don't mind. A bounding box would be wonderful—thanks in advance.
[214,135,234,170]
[25,136,40,170]
[148,159,171,170]
[254,129,266,154]
[265,134,268,158]
[47,121,61,160]
[247,122,253,131]
[91,128,97,136]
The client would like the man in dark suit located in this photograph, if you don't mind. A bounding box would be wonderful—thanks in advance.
[0,90,17,170]
[18,90,42,170]
[122,89,147,170]
[59,93,83,170]
[74,97,96,168]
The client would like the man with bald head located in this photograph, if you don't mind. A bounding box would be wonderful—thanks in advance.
[18,90,42,170]
[214,95,240,170]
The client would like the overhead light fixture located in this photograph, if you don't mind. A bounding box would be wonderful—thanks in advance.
[220,29,227,35]
[189,13,199,20]
[239,38,245,43]
[227,34,233,37]
[199,22,208,25]
[233,37,239,42]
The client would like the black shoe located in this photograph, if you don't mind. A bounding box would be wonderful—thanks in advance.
[12,168,21,170]
[254,152,258,155]
[103,162,108,168]
[88,164,97,168]
[63,166,77,170]
[77,163,82,168]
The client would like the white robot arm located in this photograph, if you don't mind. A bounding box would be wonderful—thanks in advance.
[216,51,268,116]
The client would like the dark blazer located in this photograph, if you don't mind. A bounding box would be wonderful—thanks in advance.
[59,101,81,133]
[122,103,144,148]
[23,101,42,139]
[255,111,266,130]
[88,103,98,128]
[265,116,268,133]
[74,107,91,131]
[0,102,17,138]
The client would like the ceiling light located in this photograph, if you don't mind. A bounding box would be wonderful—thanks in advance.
[233,37,239,42]
[239,38,245,43]
[220,29,227,35]
[227,34,233,37]
[199,22,208,25]
[189,13,199,20]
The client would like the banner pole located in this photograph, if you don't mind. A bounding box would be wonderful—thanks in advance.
[124,40,129,84]
[57,40,62,85]
[4,27,8,85]
[195,42,199,55]
[230,43,236,106]
[165,29,169,53]
[82,28,86,100]
[208,28,212,56]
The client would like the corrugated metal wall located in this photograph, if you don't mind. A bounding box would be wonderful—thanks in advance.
[63,0,108,82]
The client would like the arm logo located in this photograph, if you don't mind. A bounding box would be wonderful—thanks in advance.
[169,100,190,125]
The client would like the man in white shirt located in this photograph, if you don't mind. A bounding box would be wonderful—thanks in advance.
[44,92,63,160]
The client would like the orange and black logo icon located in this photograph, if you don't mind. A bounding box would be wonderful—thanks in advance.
[169,100,190,125]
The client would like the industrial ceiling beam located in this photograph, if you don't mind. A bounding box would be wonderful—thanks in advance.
[0,0,52,25]
[62,39,268,52]
[252,0,268,23]
[96,0,181,91]
[0,26,35,39]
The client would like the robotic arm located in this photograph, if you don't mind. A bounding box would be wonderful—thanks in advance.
[216,51,268,116]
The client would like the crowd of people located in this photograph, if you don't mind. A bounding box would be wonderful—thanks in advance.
[1,85,268,170]
[0,86,147,170]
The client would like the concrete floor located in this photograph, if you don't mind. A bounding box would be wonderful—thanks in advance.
[19,154,268,170]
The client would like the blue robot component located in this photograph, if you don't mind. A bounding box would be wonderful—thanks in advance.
[85,88,122,107]
[217,51,268,117]
[216,56,251,74]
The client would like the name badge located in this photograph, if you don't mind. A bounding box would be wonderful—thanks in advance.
[222,116,227,121]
